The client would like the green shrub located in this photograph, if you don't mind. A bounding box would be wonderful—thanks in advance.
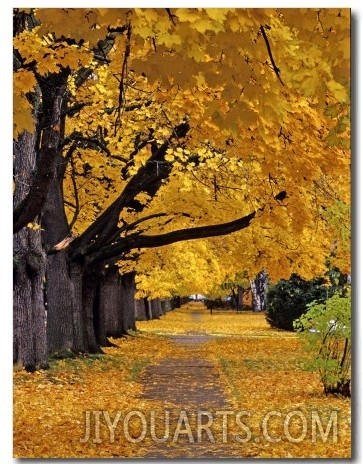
[265,274,328,331]
[293,288,351,397]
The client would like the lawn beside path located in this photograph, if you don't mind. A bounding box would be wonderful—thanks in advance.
[13,302,351,458]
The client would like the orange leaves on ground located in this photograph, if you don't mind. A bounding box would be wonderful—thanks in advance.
[14,306,350,458]
[138,305,350,458]
[13,334,173,458]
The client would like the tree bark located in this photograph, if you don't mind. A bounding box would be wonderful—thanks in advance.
[150,299,163,319]
[13,132,48,371]
[41,149,89,354]
[135,298,148,321]
[13,71,69,233]
[45,253,75,354]
[119,272,137,332]
[250,270,268,312]
[161,299,172,313]
[98,269,137,339]
[88,210,258,265]
[144,298,153,320]
[82,266,104,353]
[40,134,92,354]
[100,266,124,340]
[237,286,245,311]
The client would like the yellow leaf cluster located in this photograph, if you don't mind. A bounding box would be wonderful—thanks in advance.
[14,8,350,290]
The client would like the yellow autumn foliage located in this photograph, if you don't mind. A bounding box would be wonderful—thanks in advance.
[14,7,350,294]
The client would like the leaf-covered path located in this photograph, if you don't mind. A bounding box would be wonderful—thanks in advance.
[13,303,351,459]
[136,304,351,459]
[140,333,236,458]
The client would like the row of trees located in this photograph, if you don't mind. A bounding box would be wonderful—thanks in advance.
[13,8,350,371]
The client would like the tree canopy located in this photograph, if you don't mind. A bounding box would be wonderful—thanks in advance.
[13,8,350,297]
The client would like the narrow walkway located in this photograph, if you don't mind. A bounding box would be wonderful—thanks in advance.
[141,336,229,409]
[139,328,242,457]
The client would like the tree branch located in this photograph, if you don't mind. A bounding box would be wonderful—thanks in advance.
[13,76,68,233]
[67,121,190,259]
[68,149,81,230]
[104,212,169,246]
[115,22,132,133]
[260,25,284,87]
[88,209,259,265]
[166,8,177,26]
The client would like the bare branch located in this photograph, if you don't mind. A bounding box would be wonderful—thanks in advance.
[88,209,259,265]
[105,213,169,246]
[68,150,81,230]
[166,8,177,26]
[115,22,132,133]
[260,25,284,86]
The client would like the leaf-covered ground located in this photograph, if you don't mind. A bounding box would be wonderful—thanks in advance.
[13,303,351,458]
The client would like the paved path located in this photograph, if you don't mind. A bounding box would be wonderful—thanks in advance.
[141,335,229,409]
[139,328,243,458]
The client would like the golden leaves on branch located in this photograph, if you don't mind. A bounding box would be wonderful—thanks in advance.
[13,8,350,288]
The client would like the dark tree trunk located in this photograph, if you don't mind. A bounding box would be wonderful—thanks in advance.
[40,140,98,354]
[144,298,153,320]
[171,296,181,309]
[45,252,77,354]
[41,154,91,354]
[250,270,268,312]
[119,272,137,332]
[135,298,148,321]
[161,299,172,313]
[237,286,245,311]
[100,266,124,340]
[13,132,48,371]
[324,381,351,398]
[99,269,137,338]
[230,287,242,311]
[35,73,94,356]
[150,299,163,319]
[82,265,104,353]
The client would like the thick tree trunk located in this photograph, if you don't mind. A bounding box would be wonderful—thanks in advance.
[144,298,153,320]
[13,132,48,371]
[150,299,163,319]
[13,228,48,371]
[98,269,137,339]
[161,299,172,313]
[82,266,104,353]
[41,153,90,354]
[34,73,95,356]
[237,286,245,311]
[135,298,148,321]
[250,270,268,312]
[171,296,181,309]
[100,266,124,340]
[41,142,98,354]
[120,272,137,332]
[45,253,76,354]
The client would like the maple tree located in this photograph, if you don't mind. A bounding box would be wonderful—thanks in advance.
[13,8,350,369]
